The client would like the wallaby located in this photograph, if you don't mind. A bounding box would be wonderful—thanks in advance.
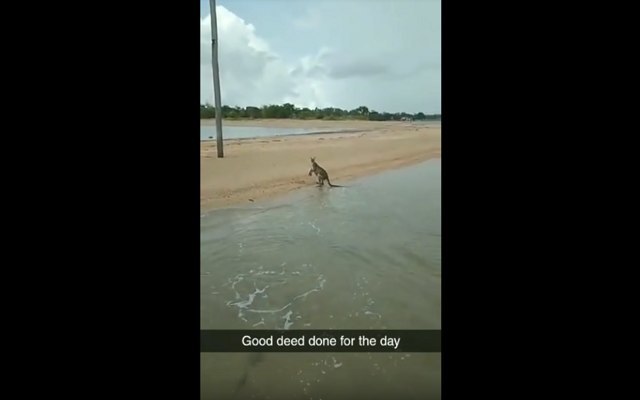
[308,157,343,187]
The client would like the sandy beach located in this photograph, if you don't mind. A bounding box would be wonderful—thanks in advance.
[201,120,441,211]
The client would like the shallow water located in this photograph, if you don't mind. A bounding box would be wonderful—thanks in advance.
[200,125,350,140]
[201,159,441,399]
[200,121,439,140]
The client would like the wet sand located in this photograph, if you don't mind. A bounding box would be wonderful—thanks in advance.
[201,120,441,212]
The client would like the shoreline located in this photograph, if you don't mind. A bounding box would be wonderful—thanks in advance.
[201,118,440,129]
[200,128,369,142]
[201,120,441,212]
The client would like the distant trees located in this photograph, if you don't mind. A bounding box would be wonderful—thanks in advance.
[245,106,261,119]
[355,106,369,117]
[199,102,441,121]
[200,103,216,118]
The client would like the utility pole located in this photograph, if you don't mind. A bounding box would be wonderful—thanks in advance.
[209,0,223,157]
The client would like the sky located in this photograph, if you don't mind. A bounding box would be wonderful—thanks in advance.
[200,0,440,114]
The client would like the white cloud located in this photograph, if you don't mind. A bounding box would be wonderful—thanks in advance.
[201,6,323,108]
[201,2,441,114]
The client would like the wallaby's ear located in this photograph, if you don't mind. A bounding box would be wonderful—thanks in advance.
[310,156,315,162]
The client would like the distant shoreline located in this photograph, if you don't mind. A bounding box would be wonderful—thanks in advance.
[201,118,439,127]
[200,128,368,142]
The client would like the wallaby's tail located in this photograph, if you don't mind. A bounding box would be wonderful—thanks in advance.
[327,177,345,188]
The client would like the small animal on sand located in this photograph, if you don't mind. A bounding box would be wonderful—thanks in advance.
[308,157,344,187]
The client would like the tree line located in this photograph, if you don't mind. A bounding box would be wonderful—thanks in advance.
[200,103,441,121]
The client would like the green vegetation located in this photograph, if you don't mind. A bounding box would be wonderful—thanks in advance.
[200,103,441,121]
